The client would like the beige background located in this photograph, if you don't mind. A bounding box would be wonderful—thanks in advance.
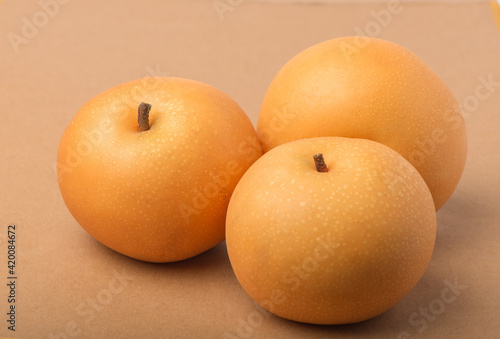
[1,0,499,338]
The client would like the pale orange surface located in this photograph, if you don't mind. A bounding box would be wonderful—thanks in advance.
[57,77,262,262]
[226,137,436,324]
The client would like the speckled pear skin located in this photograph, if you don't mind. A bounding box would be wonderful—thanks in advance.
[226,137,436,325]
[57,77,262,262]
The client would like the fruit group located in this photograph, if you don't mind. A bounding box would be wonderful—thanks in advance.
[257,37,467,210]
[226,137,436,324]
[57,77,262,262]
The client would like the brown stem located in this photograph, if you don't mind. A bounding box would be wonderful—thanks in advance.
[138,102,152,132]
[313,153,328,172]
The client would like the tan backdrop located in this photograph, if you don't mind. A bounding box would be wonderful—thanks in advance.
[0,0,499,338]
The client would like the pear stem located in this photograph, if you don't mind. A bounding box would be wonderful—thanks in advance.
[313,153,328,172]
[138,102,152,132]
